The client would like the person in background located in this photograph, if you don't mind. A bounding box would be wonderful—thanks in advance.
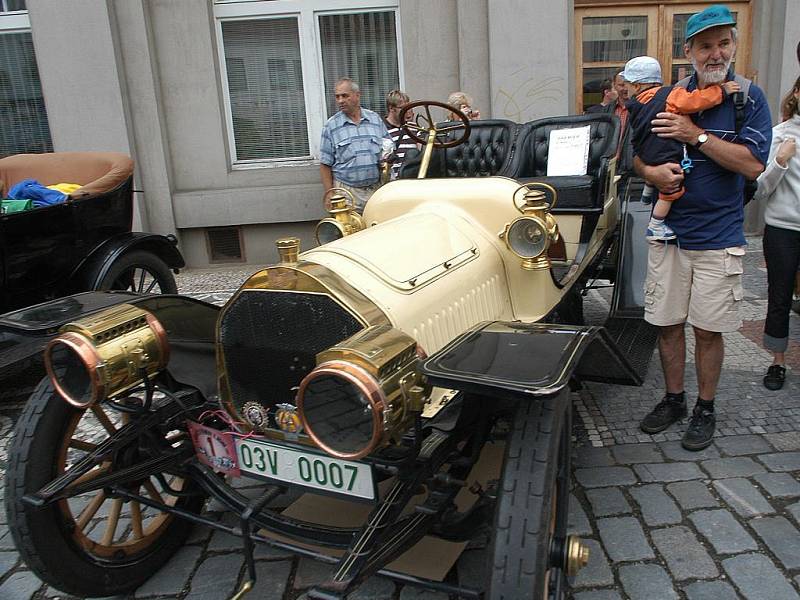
[591,74,630,146]
[585,78,618,114]
[446,91,481,121]
[319,78,391,212]
[382,89,417,180]
[587,72,633,177]
[755,75,800,390]
[635,4,772,450]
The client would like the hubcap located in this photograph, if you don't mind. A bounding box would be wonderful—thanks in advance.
[565,536,590,577]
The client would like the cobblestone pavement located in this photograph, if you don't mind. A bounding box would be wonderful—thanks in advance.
[1,237,799,599]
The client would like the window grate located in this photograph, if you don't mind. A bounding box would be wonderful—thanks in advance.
[319,11,399,119]
[0,0,26,12]
[221,17,309,161]
[0,31,53,157]
[206,227,244,263]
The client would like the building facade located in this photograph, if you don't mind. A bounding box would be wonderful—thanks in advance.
[3,0,798,266]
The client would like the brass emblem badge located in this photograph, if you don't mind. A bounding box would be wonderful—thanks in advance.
[275,403,303,434]
[242,401,269,431]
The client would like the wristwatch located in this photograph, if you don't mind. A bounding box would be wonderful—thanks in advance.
[695,132,709,149]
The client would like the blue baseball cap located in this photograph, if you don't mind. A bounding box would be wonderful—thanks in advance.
[685,5,736,40]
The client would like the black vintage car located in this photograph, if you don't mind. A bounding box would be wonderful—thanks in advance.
[0,151,184,374]
[3,105,656,599]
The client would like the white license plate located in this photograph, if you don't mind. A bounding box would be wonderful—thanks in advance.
[235,438,376,501]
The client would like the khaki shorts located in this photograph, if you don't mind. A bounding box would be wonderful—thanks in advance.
[643,242,746,332]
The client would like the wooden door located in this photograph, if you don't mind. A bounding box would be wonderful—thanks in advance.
[574,1,753,113]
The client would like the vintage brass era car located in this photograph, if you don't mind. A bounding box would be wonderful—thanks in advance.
[3,103,653,599]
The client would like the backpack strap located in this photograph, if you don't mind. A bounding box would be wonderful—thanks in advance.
[675,74,751,134]
[731,74,751,135]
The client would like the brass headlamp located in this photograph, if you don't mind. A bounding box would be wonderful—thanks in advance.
[315,189,366,245]
[501,184,560,270]
[296,325,427,460]
[44,304,169,408]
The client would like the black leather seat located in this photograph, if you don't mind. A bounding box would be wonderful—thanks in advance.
[506,114,620,213]
[398,119,518,179]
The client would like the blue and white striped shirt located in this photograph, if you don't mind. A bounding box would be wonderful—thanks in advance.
[320,108,391,188]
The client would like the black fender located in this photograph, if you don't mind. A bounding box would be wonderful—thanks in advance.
[73,232,185,290]
[421,320,642,401]
[0,292,218,399]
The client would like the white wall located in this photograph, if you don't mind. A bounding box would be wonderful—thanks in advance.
[27,0,130,155]
[488,0,572,120]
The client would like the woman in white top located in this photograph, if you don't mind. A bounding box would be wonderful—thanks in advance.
[756,75,800,390]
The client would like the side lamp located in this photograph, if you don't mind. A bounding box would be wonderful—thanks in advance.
[315,189,366,245]
[500,184,560,271]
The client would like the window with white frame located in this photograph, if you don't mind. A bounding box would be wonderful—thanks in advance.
[214,0,401,166]
[0,2,53,157]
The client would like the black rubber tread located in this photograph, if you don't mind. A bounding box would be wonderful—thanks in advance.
[97,250,177,294]
[486,391,570,600]
[4,378,201,597]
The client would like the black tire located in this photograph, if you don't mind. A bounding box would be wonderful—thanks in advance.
[487,390,572,600]
[97,250,177,294]
[5,378,202,597]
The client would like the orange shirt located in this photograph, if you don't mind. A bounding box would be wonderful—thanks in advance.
[636,84,724,115]
[614,101,628,159]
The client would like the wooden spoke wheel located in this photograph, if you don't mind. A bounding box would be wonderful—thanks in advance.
[4,379,203,597]
[97,250,178,295]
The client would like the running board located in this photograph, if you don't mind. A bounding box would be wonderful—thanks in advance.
[422,321,642,399]
[579,316,657,385]
[585,177,659,383]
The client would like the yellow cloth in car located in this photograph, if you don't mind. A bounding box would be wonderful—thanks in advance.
[46,182,82,195]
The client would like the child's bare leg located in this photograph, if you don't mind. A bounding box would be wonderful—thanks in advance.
[652,198,671,220]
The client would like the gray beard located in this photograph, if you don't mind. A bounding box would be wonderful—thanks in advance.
[693,58,732,85]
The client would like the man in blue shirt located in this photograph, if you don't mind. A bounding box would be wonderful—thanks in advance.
[320,78,391,212]
[634,4,772,450]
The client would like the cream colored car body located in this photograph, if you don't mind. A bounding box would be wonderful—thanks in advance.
[297,176,617,355]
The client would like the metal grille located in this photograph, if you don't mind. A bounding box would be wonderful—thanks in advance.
[219,290,362,418]
[206,227,243,263]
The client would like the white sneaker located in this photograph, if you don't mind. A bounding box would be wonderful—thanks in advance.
[646,220,677,241]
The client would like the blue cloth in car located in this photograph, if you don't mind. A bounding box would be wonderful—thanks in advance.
[8,179,68,207]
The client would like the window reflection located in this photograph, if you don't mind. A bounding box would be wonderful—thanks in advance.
[583,17,647,63]
[582,67,620,111]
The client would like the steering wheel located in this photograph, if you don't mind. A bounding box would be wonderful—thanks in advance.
[322,187,358,212]
[398,100,471,149]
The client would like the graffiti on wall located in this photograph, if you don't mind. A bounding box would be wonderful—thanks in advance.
[495,68,565,122]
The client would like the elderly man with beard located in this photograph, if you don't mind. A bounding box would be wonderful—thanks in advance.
[634,4,772,450]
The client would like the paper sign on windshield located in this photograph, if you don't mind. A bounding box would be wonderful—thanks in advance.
[546,125,591,177]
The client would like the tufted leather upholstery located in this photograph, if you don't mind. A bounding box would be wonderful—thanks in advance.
[507,114,620,212]
[398,119,518,179]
